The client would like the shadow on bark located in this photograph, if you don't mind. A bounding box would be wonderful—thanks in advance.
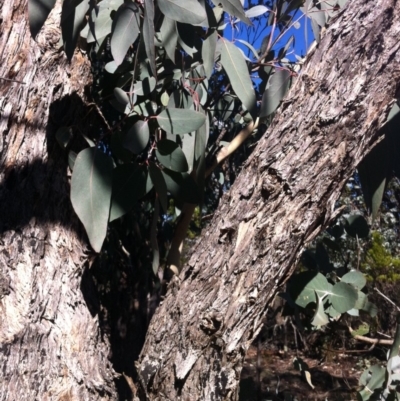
[0,92,156,400]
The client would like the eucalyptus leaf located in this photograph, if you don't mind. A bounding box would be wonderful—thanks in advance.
[162,168,201,204]
[211,0,251,25]
[111,2,140,65]
[158,0,207,25]
[55,127,73,149]
[148,162,168,212]
[123,120,150,154]
[289,271,332,308]
[29,0,56,38]
[71,147,113,252]
[143,0,157,76]
[341,270,367,290]
[160,16,178,63]
[61,0,90,60]
[245,5,269,18]
[345,214,370,238]
[329,282,358,314]
[311,293,329,327]
[156,139,189,172]
[156,108,206,134]
[220,39,256,120]
[110,164,148,221]
[260,70,291,118]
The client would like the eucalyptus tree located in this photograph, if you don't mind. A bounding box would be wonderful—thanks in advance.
[1,0,400,400]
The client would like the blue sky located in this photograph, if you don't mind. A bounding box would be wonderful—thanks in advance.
[223,3,315,63]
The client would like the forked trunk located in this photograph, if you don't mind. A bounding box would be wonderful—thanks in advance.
[138,1,400,399]
[0,1,117,399]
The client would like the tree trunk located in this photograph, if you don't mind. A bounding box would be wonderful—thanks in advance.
[138,1,400,399]
[0,1,117,399]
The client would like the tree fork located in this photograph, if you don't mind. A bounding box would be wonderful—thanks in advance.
[138,1,400,399]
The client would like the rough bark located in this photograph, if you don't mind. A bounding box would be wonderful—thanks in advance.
[138,1,400,399]
[0,1,117,399]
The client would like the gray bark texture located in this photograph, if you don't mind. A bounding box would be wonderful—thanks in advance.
[0,1,118,399]
[138,0,400,399]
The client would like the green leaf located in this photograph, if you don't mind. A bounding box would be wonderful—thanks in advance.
[111,2,140,65]
[245,5,269,18]
[143,0,157,76]
[123,120,150,154]
[150,199,160,274]
[211,0,251,25]
[29,0,56,38]
[156,108,206,134]
[156,139,188,172]
[148,162,168,212]
[158,0,207,25]
[220,39,256,119]
[358,365,386,401]
[260,70,291,118]
[71,147,113,252]
[311,293,329,327]
[61,0,90,60]
[114,87,130,106]
[329,282,358,313]
[160,16,178,63]
[341,270,367,290]
[133,77,157,96]
[55,127,73,149]
[110,164,148,221]
[358,139,388,221]
[289,271,332,308]
[345,214,370,239]
[162,169,201,204]
[352,322,370,337]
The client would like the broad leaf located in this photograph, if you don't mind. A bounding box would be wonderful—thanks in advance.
[289,271,332,308]
[114,87,130,106]
[71,147,113,252]
[29,0,56,38]
[160,16,178,63]
[245,5,269,18]
[358,139,388,220]
[311,293,329,327]
[329,282,358,313]
[55,127,73,149]
[211,0,251,25]
[341,270,366,290]
[156,108,206,134]
[150,199,160,274]
[111,2,140,65]
[220,39,256,119]
[156,139,189,172]
[162,169,201,204]
[143,0,157,76]
[61,0,90,60]
[123,120,150,154]
[148,162,168,212]
[158,0,207,25]
[133,77,157,96]
[345,214,370,238]
[260,70,291,118]
[110,164,148,221]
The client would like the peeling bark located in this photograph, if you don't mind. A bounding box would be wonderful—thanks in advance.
[138,1,400,399]
[0,1,117,399]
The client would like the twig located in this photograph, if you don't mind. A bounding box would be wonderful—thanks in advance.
[374,287,400,312]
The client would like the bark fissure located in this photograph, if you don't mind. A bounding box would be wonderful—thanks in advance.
[139,1,400,399]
